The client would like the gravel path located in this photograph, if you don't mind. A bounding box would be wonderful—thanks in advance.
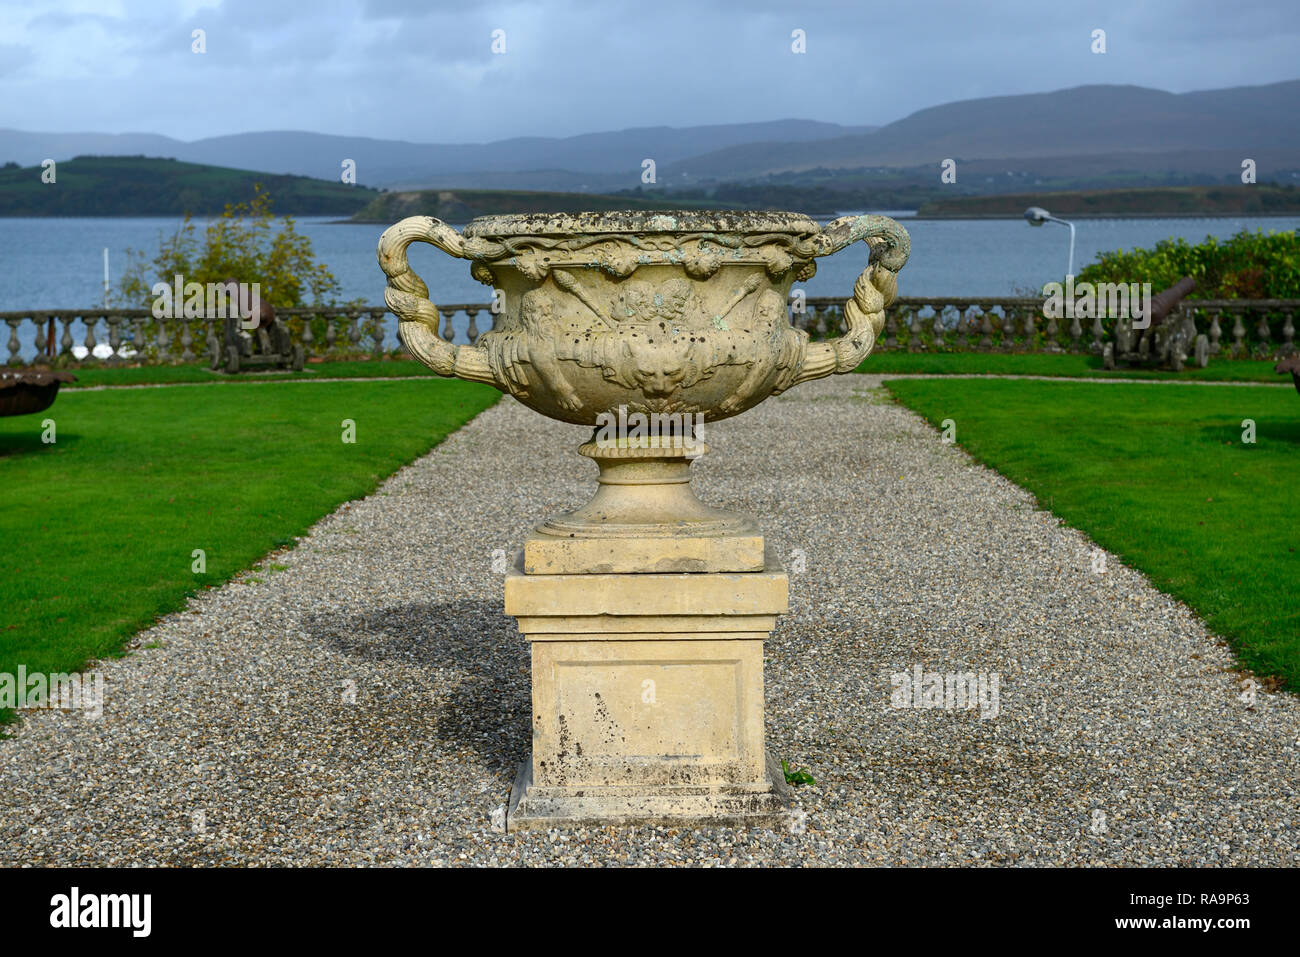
[2,375,1296,866]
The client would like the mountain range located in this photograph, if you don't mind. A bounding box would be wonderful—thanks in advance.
[2,80,1297,193]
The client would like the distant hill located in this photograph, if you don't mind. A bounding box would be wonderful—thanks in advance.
[0,120,875,190]
[915,185,1300,218]
[0,156,379,216]
[4,80,1296,197]
[349,189,731,223]
[662,81,1300,181]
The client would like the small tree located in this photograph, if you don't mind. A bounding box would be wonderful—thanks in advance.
[118,184,341,308]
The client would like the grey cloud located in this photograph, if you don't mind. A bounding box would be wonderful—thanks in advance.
[0,0,1295,142]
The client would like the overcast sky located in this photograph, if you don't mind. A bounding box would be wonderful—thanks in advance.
[1,0,1297,143]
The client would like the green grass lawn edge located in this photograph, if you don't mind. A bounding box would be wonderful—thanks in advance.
[883,377,1300,691]
[858,351,1287,383]
[0,378,500,729]
[41,352,1290,391]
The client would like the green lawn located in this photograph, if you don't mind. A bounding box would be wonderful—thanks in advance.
[56,352,1285,389]
[885,378,1300,689]
[0,378,498,724]
[859,350,1284,383]
[63,358,440,389]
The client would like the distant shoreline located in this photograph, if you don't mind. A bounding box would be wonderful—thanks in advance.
[7,211,1300,225]
[909,212,1300,221]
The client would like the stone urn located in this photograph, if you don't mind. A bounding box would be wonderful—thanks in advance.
[378,209,910,828]
[379,211,909,572]
[0,370,77,418]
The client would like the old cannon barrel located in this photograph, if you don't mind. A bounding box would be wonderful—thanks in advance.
[1149,275,1197,326]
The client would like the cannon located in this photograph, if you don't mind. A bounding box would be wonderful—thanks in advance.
[1277,354,1300,394]
[206,278,304,374]
[1103,276,1207,371]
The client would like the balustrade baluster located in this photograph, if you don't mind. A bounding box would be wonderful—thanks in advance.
[300,315,315,358]
[978,311,993,351]
[1208,311,1223,356]
[346,314,362,354]
[5,319,20,365]
[203,317,220,366]
[440,308,457,343]
[1021,311,1037,352]
[1255,310,1272,357]
[179,318,194,361]
[132,317,147,360]
[1068,315,1082,353]
[33,318,47,358]
[84,316,100,363]
[1000,310,1017,352]
[1044,312,1061,353]
[907,309,923,352]
[371,312,385,357]
[155,320,169,362]
[1281,311,1296,357]
[884,310,899,351]
[61,318,75,361]
[1089,316,1105,355]
[107,316,122,360]
[1231,313,1246,358]
[466,307,481,344]
[325,317,338,355]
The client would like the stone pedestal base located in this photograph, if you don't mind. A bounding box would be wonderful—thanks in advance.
[502,546,790,831]
[506,750,792,831]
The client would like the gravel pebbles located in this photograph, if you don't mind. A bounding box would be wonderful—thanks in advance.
[2,374,1296,866]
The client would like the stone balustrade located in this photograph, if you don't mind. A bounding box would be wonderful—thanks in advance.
[796,297,1300,357]
[4,297,1297,366]
[0,304,484,366]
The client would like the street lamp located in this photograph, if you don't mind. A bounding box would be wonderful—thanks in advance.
[1024,206,1075,278]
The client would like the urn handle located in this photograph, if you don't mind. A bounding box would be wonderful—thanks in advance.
[792,214,910,384]
[377,216,498,386]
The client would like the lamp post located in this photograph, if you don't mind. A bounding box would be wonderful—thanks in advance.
[1024,206,1075,278]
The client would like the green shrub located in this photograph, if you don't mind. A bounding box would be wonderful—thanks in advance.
[1074,228,1300,300]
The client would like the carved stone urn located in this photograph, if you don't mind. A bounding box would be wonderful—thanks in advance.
[378,210,909,828]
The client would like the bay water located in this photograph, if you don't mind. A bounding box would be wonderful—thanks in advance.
[2,214,1296,360]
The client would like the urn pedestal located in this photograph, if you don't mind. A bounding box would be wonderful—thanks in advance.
[503,545,791,831]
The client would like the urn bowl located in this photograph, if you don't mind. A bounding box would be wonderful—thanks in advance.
[378,209,910,427]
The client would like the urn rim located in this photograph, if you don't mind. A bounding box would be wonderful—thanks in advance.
[462,209,821,238]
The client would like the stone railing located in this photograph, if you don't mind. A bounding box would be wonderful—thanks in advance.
[4,297,1297,365]
[1,304,485,366]
[798,297,1300,357]
[1173,299,1300,359]
[801,296,1072,352]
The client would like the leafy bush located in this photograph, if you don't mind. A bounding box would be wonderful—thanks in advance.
[1074,228,1300,299]
[113,185,382,361]
[118,184,341,309]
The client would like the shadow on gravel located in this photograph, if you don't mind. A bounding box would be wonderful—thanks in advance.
[303,600,529,775]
